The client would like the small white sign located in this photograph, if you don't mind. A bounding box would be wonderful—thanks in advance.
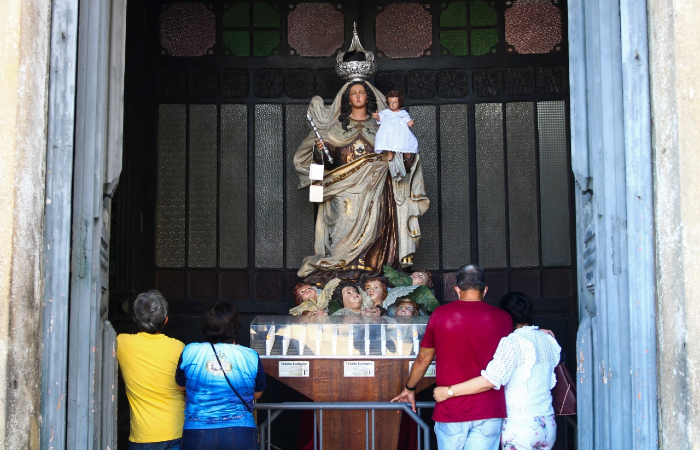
[279,361,310,377]
[410,360,436,377]
[309,164,325,181]
[344,361,375,377]
[309,184,323,202]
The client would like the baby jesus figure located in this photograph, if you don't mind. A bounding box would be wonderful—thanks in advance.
[372,90,418,182]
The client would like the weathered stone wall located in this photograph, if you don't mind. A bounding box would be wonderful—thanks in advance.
[649,1,700,449]
[0,0,51,449]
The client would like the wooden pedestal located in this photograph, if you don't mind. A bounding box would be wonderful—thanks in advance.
[262,358,434,450]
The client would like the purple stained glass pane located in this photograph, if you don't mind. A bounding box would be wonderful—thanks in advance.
[442,272,458,302]
[288,3,344,57]
[160,3,216,57]
[157,270,186,300]
[483,270,508,301]
[221,270,249,299]
[189,271,217,299]
[510,269,540,299]
[542,268,571,297]
[256,272,284,300]
[505,0,562,54]
[376,3,432,59]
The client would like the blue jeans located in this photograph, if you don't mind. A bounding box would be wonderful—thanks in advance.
[181,427,257,450]
[129,439,181,450]
[434,418,503,450]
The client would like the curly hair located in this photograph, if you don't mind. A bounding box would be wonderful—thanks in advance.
[332,281,360,307]
[338,81,377,131]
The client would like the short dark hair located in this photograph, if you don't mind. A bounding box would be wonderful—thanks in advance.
[133,290,168,333]
[500,292,533,325]
[201,302,241,344]
[333,281,359,307]
[455,264,486,292]
[385,90,405,107]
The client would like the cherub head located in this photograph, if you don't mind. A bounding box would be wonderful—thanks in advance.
[410,269,433,288]
[364,277,389,307]
[294,282,318,306]
[395,298,419,317]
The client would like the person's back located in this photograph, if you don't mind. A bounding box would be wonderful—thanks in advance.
[425,299,512,422]
[117,290,185,448]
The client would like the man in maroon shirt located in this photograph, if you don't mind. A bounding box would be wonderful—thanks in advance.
[392,264,512,450]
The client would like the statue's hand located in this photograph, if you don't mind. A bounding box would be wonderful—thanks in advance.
[372,112,380,121]
[315,139,324,150]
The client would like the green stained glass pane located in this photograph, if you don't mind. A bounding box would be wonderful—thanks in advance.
[440,30,468,56]
[225,31,250,56]
[224,3,249,28]
[470,1,497,26]
[253,2,279,28]
[440,1,467,27]
[471,28,497,55]
[253,31,280,56]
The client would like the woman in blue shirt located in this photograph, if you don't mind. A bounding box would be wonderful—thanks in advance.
[176,303,265,449]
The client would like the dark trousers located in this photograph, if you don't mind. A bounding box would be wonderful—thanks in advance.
[181,427,257,450]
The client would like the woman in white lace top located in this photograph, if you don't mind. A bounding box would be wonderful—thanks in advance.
[433,292,561,450]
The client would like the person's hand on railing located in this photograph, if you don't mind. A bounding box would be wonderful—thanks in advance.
[390,387,417,413]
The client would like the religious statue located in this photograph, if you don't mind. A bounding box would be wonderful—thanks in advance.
[293,25,429,285]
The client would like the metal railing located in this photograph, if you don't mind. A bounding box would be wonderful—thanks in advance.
[255,401,436,450]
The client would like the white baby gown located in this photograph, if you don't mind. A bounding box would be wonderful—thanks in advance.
[374,109,418,154]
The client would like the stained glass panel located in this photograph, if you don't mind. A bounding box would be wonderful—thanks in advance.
[376,3,432,59]
[471,29,498,56]
[288,3,344,57]
[475,103,506,268]
[538,101,570,266]
[542,268,571,297]
[220,105,248,268]
[254,104,284,268]
[224,3,249,28]
[410,105,438,269]
[505,0,562,54]
[484,270,508,300]
[157,105,186,267]
[440,1,467,27]
[253,31,280,57]
[470,1,497,26]
[506,102,539,267]
[188,105,217,268]
[440,30,468,57]
[157,270,186,300]
[510,269,540,298]
[285,104,315,268]
[189,270,217,298]
[160,3,215,57]
[220,270,249,299]
[256,272,284,300]
[253,2,280,28]
[224,31,250,57]
[440,104,470,270]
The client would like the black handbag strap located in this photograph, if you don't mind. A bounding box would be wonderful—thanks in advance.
[210,343,253,414]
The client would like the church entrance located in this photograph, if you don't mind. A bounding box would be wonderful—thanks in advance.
[111,1,577,447]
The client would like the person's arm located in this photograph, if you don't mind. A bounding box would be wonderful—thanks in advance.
[390,346,435,412]
[433,376,494,402]
[253,355,266,400]
[175,352,186,391]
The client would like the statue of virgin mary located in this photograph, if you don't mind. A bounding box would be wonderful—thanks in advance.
[293,26,429,285]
